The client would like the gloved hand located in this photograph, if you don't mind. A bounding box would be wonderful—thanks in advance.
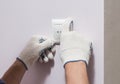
[60,31,92,67]
[17,35,56,70]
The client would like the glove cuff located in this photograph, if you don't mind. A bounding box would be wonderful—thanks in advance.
[61,48,91,67]
[16,57,28,70]
[17,57,28,70]
[17,56,32,70]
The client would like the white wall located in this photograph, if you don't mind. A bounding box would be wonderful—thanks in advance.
[0,0,104,84]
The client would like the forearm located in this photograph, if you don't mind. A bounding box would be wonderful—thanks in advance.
[65,61,89,84]
[1,59,26,84]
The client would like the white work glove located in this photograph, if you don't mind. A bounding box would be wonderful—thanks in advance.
[17,35,56,70]
[60,31,92,66]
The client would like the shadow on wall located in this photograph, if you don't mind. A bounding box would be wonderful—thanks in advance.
[21,60,54,84]
[21,48,95,84]
[88,47,95,84]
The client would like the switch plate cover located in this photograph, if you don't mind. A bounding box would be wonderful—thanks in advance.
[52,17,73,44]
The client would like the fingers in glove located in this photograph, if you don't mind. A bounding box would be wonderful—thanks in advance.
[42,52,49,63]
[39,50,52,63]
[39,38,55,50]
[39,51,48,63]
[39,45,56,63]
[49,45,56,57]
[39,52,44,63]
[45,50,54,60]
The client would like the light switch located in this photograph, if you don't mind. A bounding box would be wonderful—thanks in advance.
[52,17,73,44]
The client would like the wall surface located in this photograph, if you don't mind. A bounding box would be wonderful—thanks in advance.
[0,0,103,84]
[105,0,120,83]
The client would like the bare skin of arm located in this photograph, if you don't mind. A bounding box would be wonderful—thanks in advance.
[65,61,89,84]
[1,59,26,84]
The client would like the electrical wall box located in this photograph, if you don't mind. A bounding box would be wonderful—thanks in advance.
[52,17,73,44]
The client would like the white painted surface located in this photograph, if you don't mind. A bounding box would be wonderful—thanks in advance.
[0,0,104,84]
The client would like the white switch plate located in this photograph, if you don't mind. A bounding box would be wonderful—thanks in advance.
[52,18,73,44]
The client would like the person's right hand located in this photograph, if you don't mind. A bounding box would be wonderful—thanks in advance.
[60,31,92,67]
[17,35,56,70]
